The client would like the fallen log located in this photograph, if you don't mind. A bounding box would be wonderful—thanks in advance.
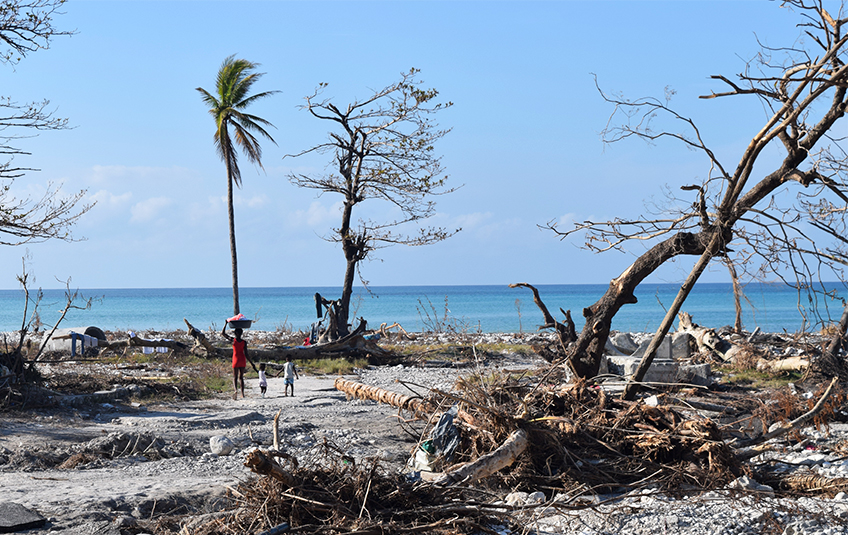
[432,428,528,486]
[97,335,189,353]
[183,318,389,361]
[758,355,809,372]
[334,377,433,416]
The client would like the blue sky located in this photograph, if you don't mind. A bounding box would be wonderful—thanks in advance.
[2,0,818,289]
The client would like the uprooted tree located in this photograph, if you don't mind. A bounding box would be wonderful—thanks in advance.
[287,69,459,340]
[539,0,848,394]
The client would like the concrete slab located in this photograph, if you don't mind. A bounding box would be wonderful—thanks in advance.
[606,355,680,384]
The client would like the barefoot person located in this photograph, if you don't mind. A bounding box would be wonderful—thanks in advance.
[221,326,257,399]
[283,355,299,397]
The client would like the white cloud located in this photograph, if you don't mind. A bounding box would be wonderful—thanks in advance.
[453,212,494,229]
[89,189,133,208]
[556,212,578,228]
[236,194,267,208]
[130,197,174,223]
[289,200,344,228]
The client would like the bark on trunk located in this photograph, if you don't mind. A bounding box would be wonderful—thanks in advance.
[622,231,725,400]
[725,258,744,333]
[226,158,240,316]
[568,231,712,379]
[334,377,433,416]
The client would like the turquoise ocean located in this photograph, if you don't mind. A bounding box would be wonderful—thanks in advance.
[0,283,845,335]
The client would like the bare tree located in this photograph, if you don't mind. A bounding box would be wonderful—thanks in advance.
[288,69,458,339]
[0,0,90,245]
[0,0,71,65]
[544,0,848,395]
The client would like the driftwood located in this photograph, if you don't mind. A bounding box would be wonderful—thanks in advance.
[183,318,388,361]
[509,283,576,342]
[333,378,529,487]
[96,335,189,353]
[379,322,417,341]
[432,428,528,486]
[759,355,810,372]
[677,312,736,360]
[243,449,297,487]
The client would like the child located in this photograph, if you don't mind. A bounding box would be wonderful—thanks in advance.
[258,363,268,397]
[283,355,299,397]
[221,325,257,400]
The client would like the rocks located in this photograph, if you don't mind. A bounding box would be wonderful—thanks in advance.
[0,502,46,532]
[209,436,235,456]
[727,475,774,495]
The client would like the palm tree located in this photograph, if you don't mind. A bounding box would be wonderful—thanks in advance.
[197,55,278,315]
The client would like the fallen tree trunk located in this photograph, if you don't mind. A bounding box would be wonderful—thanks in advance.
[183,318,388,361]
[96,335,189,353]
[334,377,433,416]
[432,428,528,486]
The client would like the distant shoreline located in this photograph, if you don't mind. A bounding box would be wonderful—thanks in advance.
[0,283,842,334]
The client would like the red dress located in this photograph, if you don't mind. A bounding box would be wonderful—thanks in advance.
[232,339,247,369]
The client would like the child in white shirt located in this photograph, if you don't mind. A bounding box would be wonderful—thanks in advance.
[258,363,268,398]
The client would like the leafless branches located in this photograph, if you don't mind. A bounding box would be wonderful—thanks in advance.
[287,69,459,337]
[0,0,72,65]
[542,1,848,382]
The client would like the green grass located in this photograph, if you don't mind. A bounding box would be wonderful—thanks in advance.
[715,365,804,389]
[298,357,369,375]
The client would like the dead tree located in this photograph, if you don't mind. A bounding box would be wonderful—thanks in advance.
[544,1,848,396]
[287,69,458,339]
[508,282,576,362]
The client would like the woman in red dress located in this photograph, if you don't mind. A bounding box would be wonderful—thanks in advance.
[221,326,257,399]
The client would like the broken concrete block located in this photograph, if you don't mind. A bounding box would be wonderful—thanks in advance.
[671,332,693,360]
[631,337,673,360]
[677,363,712,387]
[605,355,680,384]
[609,332,638,354]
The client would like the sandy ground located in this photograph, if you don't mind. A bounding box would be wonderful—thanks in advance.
[0,373,419,534]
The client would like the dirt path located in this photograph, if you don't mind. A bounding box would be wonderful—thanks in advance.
[0,373,418,533]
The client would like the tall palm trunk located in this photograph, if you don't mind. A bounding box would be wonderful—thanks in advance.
[226,161,240,316]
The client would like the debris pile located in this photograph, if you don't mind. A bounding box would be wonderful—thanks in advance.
[158,357,848,534]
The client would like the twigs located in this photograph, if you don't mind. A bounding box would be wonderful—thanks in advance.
[736,377,839,459]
